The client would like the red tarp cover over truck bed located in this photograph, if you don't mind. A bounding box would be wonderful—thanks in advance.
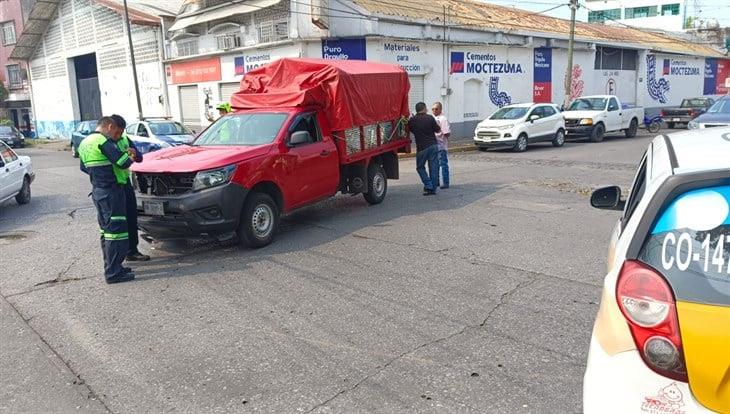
[231,58,410,132]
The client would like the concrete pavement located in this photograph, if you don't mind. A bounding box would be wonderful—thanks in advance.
[1,130,656,413]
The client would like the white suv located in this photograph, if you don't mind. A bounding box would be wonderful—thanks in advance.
[474,103,566,152]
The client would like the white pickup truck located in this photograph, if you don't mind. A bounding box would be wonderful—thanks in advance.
[563,95,644,142]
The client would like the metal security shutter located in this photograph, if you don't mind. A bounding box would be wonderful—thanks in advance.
[219,82,240,103]
[408,75,425,112]
[179,85,200,132]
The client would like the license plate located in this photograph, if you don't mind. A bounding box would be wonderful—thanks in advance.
[672,118,681,122]
[143,201,164,216]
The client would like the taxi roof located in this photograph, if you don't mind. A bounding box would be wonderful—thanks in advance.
[664,127,730,175]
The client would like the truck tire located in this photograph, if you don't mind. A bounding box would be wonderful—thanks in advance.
[15,176,31,205]
[238,192,279,248]
[589,123,605,143]
[624,118,638,138]
[363,163,387,205]
[552,129,565,147]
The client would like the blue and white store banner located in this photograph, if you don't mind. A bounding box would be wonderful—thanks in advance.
[321,38,367,60]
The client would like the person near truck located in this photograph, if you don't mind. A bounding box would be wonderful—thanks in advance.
[205,102,232,123]
[110,115,149,263]
[408,102,441,196]
[78,116,137,284]
[432,102,451,189]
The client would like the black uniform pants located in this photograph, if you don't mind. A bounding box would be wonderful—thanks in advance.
[91,185,128,279]
[123,183,140,255]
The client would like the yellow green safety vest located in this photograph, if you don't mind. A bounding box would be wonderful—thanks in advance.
[79,133,113,168]
[115,135,132,185]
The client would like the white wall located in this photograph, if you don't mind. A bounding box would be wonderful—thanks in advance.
[642,53,706,107]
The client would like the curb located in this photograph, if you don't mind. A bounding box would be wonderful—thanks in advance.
[398,144,477,159]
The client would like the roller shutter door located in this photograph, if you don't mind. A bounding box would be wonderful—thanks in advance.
[408,75,425,112]
[179,85,200,132]
[219,82,240,103]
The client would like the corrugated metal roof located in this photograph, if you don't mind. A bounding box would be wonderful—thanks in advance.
[352,0,724,57]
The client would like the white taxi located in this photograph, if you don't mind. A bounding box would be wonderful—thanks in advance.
[584,128,730,413]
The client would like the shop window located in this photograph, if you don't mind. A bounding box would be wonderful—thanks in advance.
[595,46,637,71]
[661,3,680,16]
[1,21,16,45]
[622,49,637,70]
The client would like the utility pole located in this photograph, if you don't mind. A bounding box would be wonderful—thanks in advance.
[123,0,144,121]
[564,0,579,109]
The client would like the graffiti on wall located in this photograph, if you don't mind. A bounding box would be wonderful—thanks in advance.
[570,65,585,101]
[36,121,77,139]
[489,77,512,107]
[646,54,671,103]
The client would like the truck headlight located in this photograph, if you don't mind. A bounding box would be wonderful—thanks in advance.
[192,165,236,191]
[580,118,594,126]
[687,120,699,130]
[496,124,514,130]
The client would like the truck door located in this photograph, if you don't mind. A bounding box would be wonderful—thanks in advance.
[286,112,339,207]
[606,97,621,131]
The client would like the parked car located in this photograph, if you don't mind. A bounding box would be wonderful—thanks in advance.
[0,125,26,148]
[125,119,195,154]
[660,97,715,129]
[71,120,98,158]
[0,141,34,205]
[131,58,411,247]
[687,95,730,129]
[583,127,730,413]
[473,103,566,152]
[563,95,644,142]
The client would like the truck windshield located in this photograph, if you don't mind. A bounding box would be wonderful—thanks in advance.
[706,99,730,114]
[489,107,528,120]
[568,98,607,111]
[194,113,288,146]
[680,99,707,108]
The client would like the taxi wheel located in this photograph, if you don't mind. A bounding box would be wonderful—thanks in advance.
[16,177,31,205]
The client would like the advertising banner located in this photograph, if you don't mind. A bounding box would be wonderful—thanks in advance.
[533,48,552,103]
[170,57,221,84]
[321,38,366,60]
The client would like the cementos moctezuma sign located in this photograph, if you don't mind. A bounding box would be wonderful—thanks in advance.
[450,52,524,74]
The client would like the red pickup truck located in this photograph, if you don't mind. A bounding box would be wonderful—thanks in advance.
[131,58,411,247]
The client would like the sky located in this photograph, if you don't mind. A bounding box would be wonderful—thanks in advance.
[480,0,730,25]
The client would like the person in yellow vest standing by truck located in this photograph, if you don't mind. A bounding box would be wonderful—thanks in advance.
[78,116,137,284]
[110,115,149,262]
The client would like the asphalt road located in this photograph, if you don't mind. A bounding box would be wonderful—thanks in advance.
[1,130,657,413]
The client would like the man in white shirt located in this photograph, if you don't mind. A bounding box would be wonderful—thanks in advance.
[432,102,451,189]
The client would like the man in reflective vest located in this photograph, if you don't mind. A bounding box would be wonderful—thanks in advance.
[110,115,148,262]
[79,116,136,284]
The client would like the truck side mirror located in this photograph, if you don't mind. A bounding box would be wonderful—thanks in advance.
[591,186,625,211]
[289,131,312,146]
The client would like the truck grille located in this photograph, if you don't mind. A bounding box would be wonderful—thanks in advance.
[564,119,580,127]
[661,109,690,117]
[134,173,196,196]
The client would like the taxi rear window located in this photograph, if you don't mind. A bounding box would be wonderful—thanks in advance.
[638,185,730,305]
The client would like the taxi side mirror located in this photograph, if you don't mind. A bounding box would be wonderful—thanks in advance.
[591,186,625,211]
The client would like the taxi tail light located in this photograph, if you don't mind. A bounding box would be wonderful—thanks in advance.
[616,260,688,382]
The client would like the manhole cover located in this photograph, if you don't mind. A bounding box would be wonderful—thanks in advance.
[0,231,36,246]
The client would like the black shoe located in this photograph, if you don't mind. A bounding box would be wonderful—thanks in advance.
[126,252,150,262]
[441,185,449,189]
[123,266,132,273]
[106,273,135,284]
[423,190,437,196]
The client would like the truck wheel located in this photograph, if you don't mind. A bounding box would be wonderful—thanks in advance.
[589,124,605,143]
[513,134,528,152]
[667,122,675,129]
[552,129,565,147]
[15,176,31,205]
[624,118,638,138]
[238,192,279,248]
[363,163,387,205]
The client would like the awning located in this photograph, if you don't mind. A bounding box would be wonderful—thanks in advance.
[169,0,281,32]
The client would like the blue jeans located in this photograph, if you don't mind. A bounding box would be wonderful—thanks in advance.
[438,149,449,187]
[416,144,439,192]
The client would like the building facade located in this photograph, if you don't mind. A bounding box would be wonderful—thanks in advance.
[585,0,688,31]
[163,0,726,139]
[0,0,35,135]
[10,0,182,139]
